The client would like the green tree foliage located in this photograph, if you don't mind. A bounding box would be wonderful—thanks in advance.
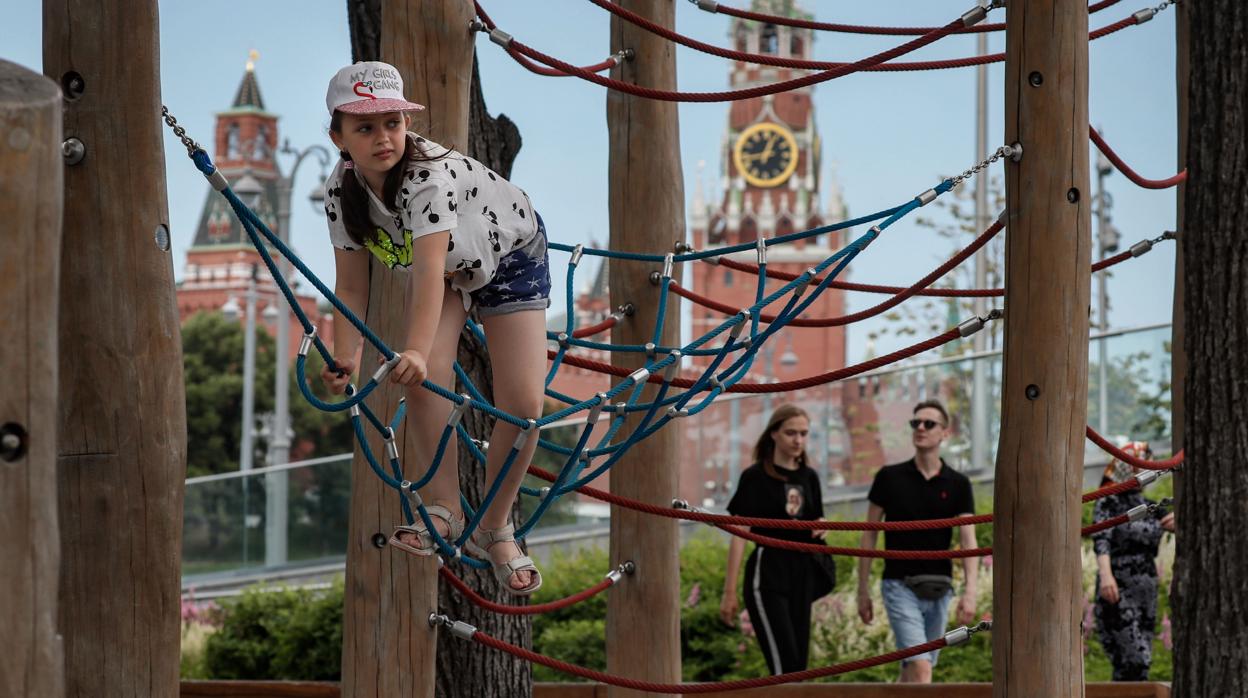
[183,311,276,478]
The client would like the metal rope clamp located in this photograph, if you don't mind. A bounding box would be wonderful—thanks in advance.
[946,620,992,646]
[629,366,651,386]
[662,253,675,280]
[570,244,584,267]
[373,354,402,384]
[645,342,658,360]
[557,332,570,350]
[1136,469,1168,488]
[960,3,989,27]
[384,427,399,462]
[756,235,768,265]
[663,351,683,383]
[514,419,538,450]
[400,480,424,508]
[298,326,317,357]
[666,406,690,419]
[447,396,471,427]
[488,28,513,48]
[588,393,608,424]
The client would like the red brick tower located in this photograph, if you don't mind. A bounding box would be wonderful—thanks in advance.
[176,53,326,356]
[684,0,855,496]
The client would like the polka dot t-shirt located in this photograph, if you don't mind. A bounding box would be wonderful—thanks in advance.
[323,132,539,309]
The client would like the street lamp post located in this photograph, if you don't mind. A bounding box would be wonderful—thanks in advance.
[1094,143,1118,438]
[265,140,330,568]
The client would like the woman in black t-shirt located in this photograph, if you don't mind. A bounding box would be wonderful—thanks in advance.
[719,404,829,675]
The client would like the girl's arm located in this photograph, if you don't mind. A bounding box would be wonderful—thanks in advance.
[391,231,450,386]
[322,247,371,393]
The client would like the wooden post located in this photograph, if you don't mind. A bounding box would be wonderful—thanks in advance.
[0,59,65,698]
[1170,0,1188,458]
[605,2,684,696]
[43,1,188,695]
[338,2,473,697]
[993,0,1091,695]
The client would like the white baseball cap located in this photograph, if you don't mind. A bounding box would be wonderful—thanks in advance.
[326,61,425,115]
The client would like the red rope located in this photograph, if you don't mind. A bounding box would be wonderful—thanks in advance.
[503,15,966,103]
[531,463,1147,532]
[487,4,1150,97]
[571,315,618,339]
[593,0,1136,75]
[1090,127,1188,189]
[1086,426,1185,470]
[1084,513,1133,536]
[505,48,619,78]
[719,256,998,297]
[546,327,962,393]
[677,220,1004,326]
[710,236,1144,301]
[439,567,614,616]
[710,0,1122,36]
[469,628,949,692]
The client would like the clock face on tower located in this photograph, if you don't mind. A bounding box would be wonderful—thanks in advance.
[733,122,799,188]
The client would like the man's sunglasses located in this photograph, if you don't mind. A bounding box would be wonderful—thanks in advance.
[909,418,944,431]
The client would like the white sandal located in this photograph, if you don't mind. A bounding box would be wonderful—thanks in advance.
[388,505,465,557]
[465,522,543,596]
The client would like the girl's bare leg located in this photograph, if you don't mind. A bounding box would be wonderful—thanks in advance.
[478,308,546,589]
[396,283,468,545]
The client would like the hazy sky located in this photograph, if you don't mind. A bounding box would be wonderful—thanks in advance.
[4,0,1182,361]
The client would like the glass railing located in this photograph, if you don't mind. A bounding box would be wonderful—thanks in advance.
[182,323,1173,586]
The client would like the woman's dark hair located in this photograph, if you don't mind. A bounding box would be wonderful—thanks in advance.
[330,110,451,247]
[753,403,811,481]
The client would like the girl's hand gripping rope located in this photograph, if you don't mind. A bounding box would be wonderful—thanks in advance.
[321,356,357,395]
[388,349,430,387]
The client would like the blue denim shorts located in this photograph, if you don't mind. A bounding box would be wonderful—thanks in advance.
[881,578,954,666]
[472,212,552,317]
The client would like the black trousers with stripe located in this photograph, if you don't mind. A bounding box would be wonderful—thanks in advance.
[744,547,815,675]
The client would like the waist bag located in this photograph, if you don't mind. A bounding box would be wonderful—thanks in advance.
[904,574,953,601]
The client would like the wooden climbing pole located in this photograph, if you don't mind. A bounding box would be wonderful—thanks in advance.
[44,0,188,695]
[0,58,65,698]
[338,2,474,697]
[993,0,1092,695]
[605,1,685,696]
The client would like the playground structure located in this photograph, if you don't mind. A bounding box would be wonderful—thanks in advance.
[4,0,1231,696]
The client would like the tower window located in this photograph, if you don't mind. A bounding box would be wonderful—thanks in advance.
[761,25,778,54]
[791,35,804,58]
[724,270,734,287]
[735,25,749,53]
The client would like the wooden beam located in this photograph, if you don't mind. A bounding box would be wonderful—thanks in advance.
[0,58,65,698]
[604,2,684,697]
[178,682,1173,698]
[337,2,473,697]
[43,1,188,695]
[994,0,1091,695]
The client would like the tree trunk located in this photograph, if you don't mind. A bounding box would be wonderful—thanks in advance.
[346,4,531,695]
[1171,2,1248,695]
[435,53,532,698]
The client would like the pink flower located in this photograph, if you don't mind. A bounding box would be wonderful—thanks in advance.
[738,642,747,654]
[1161,614,1172,650]
[982,555,993,570]
[685,582,701,608]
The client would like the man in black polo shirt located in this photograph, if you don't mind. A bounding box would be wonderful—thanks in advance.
[855,399,979,683]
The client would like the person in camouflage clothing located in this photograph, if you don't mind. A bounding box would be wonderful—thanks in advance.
[1091,442,1176,681]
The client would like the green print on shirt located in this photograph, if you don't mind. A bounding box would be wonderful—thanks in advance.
[364,228,414,268]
